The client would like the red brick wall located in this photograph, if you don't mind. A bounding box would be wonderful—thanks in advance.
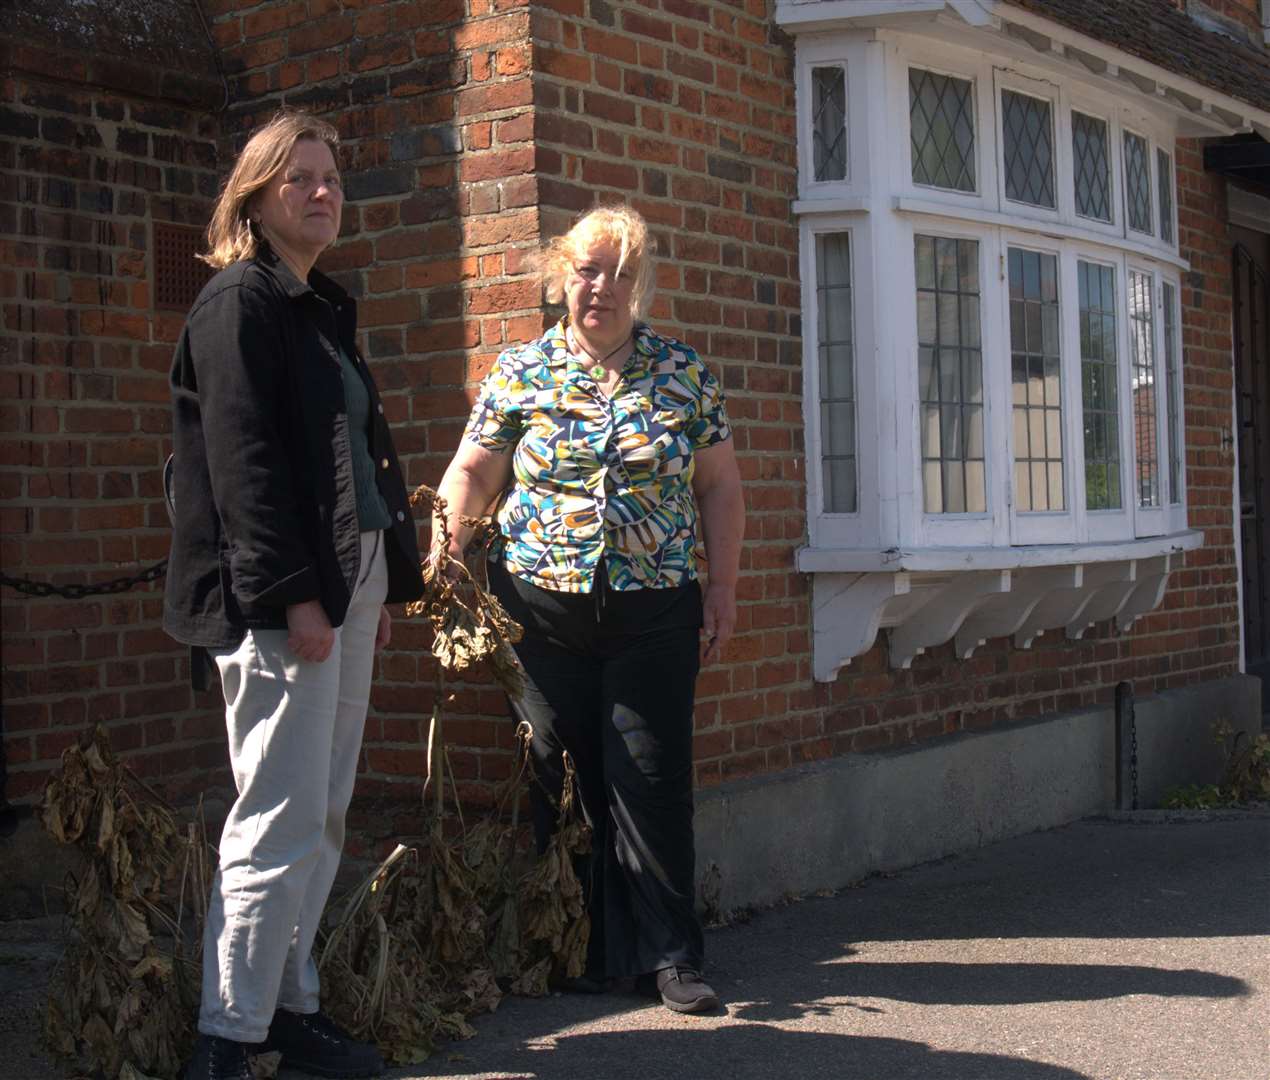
[0,2,1248,829]
[523,0,1243,785]
[0,46,223,803]
[529,0,808,787]
[203,0,545,829]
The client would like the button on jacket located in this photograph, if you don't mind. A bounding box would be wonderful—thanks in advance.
[464,318,731,593]
[163,249,423,654]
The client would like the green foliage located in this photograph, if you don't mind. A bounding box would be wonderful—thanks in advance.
[1159,783,1233,810]
[1158,717,1270,809]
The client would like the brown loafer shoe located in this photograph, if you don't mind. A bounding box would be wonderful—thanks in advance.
[654,966,721,1014]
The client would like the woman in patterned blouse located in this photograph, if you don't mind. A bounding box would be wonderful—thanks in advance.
[434,206,745,1014]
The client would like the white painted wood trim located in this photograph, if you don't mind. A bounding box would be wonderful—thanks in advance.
[775,2,1270,133]
[792,197,873,214]
[889,569,1010,667]
[957,564,1081,657]
[893,197,1190,271]
[796,528,1203,572]
[811,571,912,681]
[806,541,1195,679]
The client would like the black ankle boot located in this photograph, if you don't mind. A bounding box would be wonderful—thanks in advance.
[262,1009,384,1078]
[183,1034,255,1080]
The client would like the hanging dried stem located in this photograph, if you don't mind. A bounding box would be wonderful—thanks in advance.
[43,487,590,1074]
[406,484,523,699]
[41,726,211,1079]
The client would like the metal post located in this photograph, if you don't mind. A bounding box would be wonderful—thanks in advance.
[1114,681,1137,810]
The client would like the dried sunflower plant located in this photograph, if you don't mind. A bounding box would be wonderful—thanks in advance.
[41,726,215,1080]
[41,485,592,1076]
[316,484,593,1064]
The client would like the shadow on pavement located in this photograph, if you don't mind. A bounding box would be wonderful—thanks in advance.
[436,1025,1097,1080]
[732,960,1248,1017]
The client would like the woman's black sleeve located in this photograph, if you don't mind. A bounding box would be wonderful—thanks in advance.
[188,283,320,609]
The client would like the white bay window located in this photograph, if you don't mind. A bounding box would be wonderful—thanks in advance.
[779,2,1224,679]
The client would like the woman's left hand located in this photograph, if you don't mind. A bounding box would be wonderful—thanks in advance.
[375,606,392,652]
[701,580,736,665]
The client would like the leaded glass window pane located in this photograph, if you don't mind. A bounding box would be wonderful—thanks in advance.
[816,232,857,512]
[812,67,846,183]
[1124,132,1152,234]
[1163,281,1181,504]
[909,68,975,193]
[915,235,985,514]
[1157,148,1174,244]
[1079,261,1122,511]
[1072,111,1111,222]
[1129,270,1159,507]
[1009,248,1064,512]
[1002,89,1055,208]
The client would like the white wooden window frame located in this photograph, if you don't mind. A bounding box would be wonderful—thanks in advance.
[888,39,997,214]
[805,60,851,187]
[1074,248,1135,545]
[902,218,1007,548]
[799,212,881,550]
[795,35,879,203]
[796,30,1190,555]
[905,61,982,199]
[1001,231,1078,546]
[1156,147,1177,246]
[1127,262,1167,536]
[1067,93,1121,239]
[994,68,1064,224]
[1121,123,1156,241]
[1162,278,1185,509]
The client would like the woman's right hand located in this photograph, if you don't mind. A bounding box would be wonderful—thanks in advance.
[286,599,334,663]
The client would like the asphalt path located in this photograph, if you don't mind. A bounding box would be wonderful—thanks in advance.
[2,814,1266,1080]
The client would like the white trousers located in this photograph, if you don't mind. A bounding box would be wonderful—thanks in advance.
[199,530,387,1043]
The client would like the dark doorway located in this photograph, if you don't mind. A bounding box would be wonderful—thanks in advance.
[1232,225,1270,699]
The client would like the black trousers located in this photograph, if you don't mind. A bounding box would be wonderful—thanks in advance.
[489,559,705,978]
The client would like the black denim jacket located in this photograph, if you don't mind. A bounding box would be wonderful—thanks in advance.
[162,250,422,667]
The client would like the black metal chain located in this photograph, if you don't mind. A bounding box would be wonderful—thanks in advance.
[1130,716,1139,811]
[1,559,167,600]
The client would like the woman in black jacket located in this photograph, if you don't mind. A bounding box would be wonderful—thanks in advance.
[163,111,422,1080]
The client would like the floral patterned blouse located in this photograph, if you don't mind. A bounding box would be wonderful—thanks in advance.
[463,317,731,593]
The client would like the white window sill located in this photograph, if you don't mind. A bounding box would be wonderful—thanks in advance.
[801,529,1203,680]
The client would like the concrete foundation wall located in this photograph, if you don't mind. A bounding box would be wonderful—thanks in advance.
[695,674,1261,913]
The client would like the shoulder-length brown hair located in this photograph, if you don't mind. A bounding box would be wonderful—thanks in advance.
[201,111,340,270]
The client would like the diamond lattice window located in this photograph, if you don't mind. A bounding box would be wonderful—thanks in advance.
[1124,132,1152,234]
[916,235,985,514]
[1072,111,1111,223]
[909,69,976,193]
[816,233,857,512]
[1009,249,1064,512]
[1157,148,1174,244]
[1001,89,1055,208]
[812,67,847,182]
[1079,261,1122,511]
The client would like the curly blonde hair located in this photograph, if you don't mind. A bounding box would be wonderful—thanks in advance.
[201,111,340,270]
[539,205,656,321]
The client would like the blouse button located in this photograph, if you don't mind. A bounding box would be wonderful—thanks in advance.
[376,403,384,414]
[395,510,406,523]
[381,458,389,469]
